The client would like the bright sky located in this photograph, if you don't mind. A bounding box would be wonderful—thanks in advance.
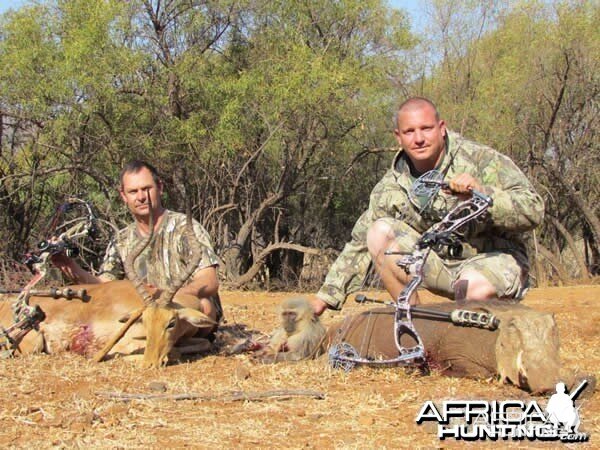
[389,0,427,30]
[0,0,26,14]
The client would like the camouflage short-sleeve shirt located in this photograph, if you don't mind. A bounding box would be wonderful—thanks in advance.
[99,210,219,289]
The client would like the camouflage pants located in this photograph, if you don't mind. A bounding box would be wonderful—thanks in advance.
[375,218,527,300]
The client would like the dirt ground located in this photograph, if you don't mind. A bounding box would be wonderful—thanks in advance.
[0,285,598,449]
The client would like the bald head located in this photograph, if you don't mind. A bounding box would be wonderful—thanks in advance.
[394,97,440,128]
[392,97,447,173]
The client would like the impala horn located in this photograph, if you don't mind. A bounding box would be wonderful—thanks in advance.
[93,189,155,362]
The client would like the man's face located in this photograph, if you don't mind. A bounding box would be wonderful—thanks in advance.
[394,104,447,171]
[120,167,163,219]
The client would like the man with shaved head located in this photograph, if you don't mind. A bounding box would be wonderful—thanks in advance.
[311,97,544,314]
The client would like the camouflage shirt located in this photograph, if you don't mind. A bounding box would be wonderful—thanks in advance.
[99,209,219,289]
[317,131,545,309]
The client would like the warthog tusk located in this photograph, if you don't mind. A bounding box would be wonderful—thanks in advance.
[93,307,145,362]
[516,350,525,376]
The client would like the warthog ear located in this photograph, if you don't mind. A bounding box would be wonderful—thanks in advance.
[495,318,521,385]
[177,308,217,328]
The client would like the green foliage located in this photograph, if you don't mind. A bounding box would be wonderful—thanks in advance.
[0,0,413,280]
[416,0,599,280]
[2,0,596,283]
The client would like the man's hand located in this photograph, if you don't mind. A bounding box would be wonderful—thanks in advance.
[309,296,329,316]
[50,252,72,270]
[145,284,162,300]
[445,173,483,200]
[50,250,106,284]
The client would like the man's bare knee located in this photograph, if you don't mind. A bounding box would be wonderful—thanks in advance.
[367,220,397,258]
[199,298,218,322]
[457,270,496,300]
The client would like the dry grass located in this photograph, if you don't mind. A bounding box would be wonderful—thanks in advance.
[0,286,598,449]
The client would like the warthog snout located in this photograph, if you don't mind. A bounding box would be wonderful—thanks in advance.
[496,313,560,393]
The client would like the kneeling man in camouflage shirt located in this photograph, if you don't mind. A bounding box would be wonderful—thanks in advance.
[312,97,544,315]
[53,160,222,325]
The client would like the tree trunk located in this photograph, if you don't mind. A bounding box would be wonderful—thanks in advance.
[550,217,590,280]
[537,244,570,286]
[222,192,285,279]
[546,164,600,254]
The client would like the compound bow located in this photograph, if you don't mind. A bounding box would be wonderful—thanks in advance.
[0,198,104,356]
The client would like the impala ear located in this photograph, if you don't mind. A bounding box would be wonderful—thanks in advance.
[177,308,217,328]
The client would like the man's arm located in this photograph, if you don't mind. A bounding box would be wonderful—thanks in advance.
[446,148,543,232]
[477,152,544,231]
[53,235,123,284]
[51,253,112,284]
[177,266,219,299]
[175,218,220,300]
[315,170,400,314]
[315,223,373,312]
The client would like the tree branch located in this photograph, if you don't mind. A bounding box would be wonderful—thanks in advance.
[95,389,325,402]
[229,242,321,288]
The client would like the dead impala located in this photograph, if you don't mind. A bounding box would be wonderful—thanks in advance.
[0,212,216,368]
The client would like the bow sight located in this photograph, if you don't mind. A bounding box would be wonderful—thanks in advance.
[329,180,498,371]
[23,198,98,276]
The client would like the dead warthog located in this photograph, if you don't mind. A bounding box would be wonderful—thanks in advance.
[327,301,591,394]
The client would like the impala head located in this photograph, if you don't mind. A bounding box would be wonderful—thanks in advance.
[141,303,214,368]
[123,191,215,369]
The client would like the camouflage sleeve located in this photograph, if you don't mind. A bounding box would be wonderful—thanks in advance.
[317,170,399,310]
[98,237,124,281]
[479,152,544,231]
[190,220,219,271]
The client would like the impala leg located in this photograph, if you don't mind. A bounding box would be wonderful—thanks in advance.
[173,338,212,355]
[177,337,211,347]
[121,354,145,365]
[15,330,45,355]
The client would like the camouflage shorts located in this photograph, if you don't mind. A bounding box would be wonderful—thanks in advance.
[375,218,527,300]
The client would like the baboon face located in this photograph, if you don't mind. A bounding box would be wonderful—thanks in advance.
[282,310,298,333]
[280,297,313,334]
